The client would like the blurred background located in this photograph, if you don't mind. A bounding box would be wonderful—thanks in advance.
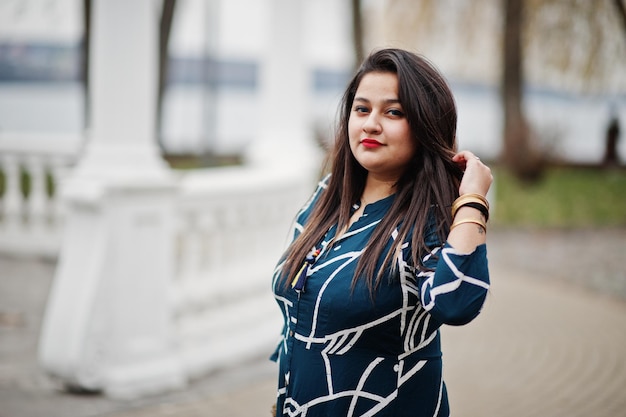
[0,1,625,416]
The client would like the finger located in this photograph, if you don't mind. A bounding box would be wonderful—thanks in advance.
[451,152,465,162]
[453,150,478,162]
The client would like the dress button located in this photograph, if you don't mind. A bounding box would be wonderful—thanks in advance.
[289,330,294,337]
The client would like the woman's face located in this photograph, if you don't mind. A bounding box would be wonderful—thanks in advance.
[348,72,416,182]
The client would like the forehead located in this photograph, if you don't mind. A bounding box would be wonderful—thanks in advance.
[354,72,399,100]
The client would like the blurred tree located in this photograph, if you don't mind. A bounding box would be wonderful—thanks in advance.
[524,0,626,92]
[524,0,626,173]
[381,0,500,84]
[351,0,365,69]
[616,0,626,39]
[157,0,177,153]
[502,0,543,181]
[371,0,626,179]
[82,0,91,128]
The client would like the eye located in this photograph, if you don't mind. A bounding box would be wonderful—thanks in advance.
[387,108,405,117]
[353,105,370,114]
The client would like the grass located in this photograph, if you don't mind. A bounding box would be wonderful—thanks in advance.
[164,152,242,170]
[492,166,626,227]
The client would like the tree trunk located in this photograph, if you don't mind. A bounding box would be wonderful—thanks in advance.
[351,0,364,70]
[613,0,626,42]
[82,0,91,128]
[501,0,542,181]
[157,0,177,154]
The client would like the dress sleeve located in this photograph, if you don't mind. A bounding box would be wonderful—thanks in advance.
[417,242,490,326]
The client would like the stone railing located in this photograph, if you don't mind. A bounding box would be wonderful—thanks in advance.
[172,164,315,378]
[0,133,83,257]
[2,132,320,395]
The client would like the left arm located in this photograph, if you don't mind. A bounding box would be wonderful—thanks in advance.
[418,151,493,325]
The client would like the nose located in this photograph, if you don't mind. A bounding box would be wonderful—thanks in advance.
[362,112,382,134]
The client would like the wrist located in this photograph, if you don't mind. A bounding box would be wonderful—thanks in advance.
[451,193,490,221]
[454,206,487,222]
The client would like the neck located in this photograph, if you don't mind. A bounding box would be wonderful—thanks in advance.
[361,176,396,205]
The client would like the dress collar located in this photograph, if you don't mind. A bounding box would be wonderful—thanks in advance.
[358,194,396,216]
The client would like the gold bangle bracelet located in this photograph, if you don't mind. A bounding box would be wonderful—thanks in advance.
[455,193,489,205]
[452,199,488,219]
[452,194,489,216]
[450,218,487,233]
[452,200,489,220]
[452,193,489,210]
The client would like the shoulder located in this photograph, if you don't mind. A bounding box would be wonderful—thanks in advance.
[296,173,332,224]
[305,173,331,210]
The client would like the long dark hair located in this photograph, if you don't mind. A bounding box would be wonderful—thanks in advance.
[281,48,463,293]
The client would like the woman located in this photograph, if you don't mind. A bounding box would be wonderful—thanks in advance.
[271,48,492,416]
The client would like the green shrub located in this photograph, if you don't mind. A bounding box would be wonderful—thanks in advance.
[492,167,626,227]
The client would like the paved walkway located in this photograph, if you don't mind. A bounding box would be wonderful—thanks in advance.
[1,228,625,417]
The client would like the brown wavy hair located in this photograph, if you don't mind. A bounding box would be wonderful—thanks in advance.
[281,48,463,294]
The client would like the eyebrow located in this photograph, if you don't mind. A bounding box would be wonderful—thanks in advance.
[353,97,401,105]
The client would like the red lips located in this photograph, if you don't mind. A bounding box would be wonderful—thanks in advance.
[361,138,383,149]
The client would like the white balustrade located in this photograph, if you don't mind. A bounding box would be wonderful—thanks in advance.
[172,164,315,377]
[2,131,319,389]
[2,134,319,395]
[0,132,81,257]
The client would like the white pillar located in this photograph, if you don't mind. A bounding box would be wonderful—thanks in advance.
[38,0,184,398]
[245,0,323,169]
[75,0,169,183]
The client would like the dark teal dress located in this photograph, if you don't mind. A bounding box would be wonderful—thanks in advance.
[271,176,490,416]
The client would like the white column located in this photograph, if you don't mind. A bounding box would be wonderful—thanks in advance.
[38,0,184,398]
[75,0,169,184]
[245,0,323,169]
